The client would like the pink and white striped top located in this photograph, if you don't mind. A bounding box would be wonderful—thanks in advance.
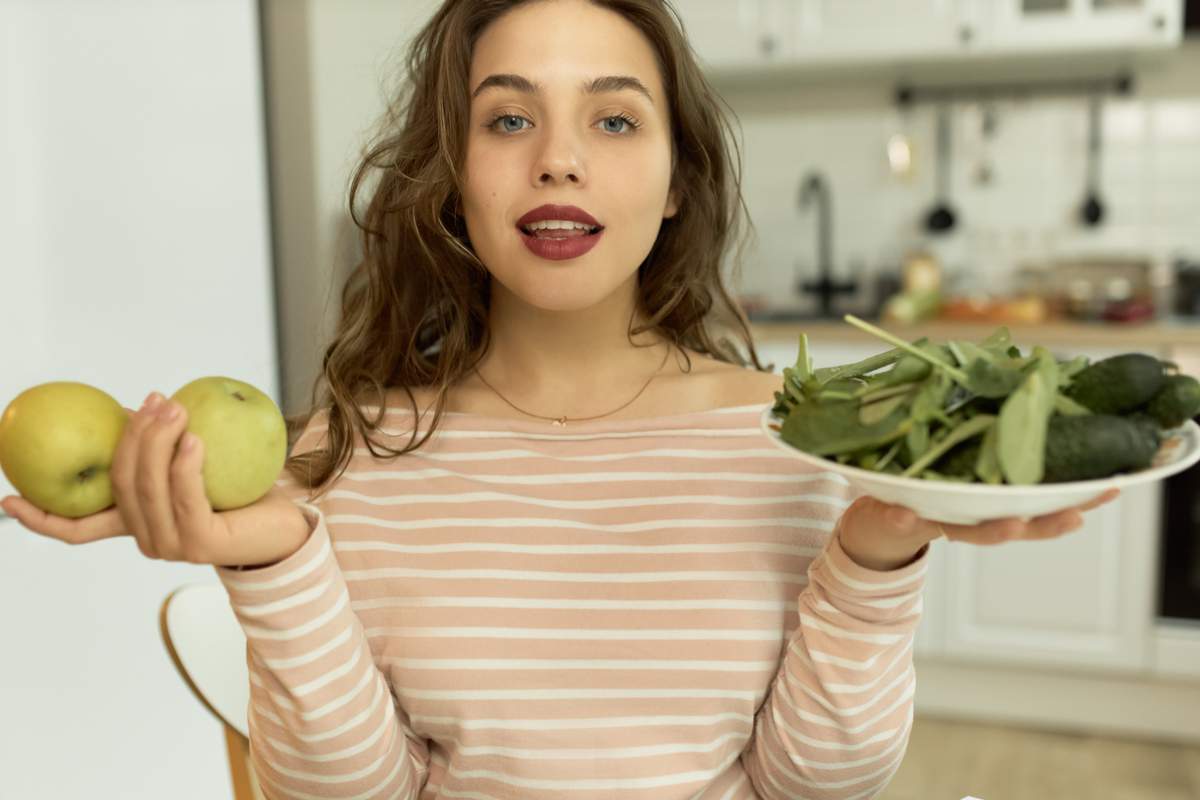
[215,400,929,800]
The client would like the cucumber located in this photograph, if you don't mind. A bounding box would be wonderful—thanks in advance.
[1065,353,1166,415]
[1145,374,1200,429]
[1042,413,1160,483]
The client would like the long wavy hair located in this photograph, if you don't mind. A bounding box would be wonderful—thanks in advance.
[285,0,771,499]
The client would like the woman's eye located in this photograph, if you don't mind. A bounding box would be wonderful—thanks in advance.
[486,114,640,135]
[492,114,528,134]
[600,115,636,134]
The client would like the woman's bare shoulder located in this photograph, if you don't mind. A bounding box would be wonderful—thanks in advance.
[674,348,779,409]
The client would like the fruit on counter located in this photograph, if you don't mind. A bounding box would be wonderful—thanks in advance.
[939,294,1048,324]
[769,315,1200,485]
[881,288,941,325]
[169,376,287,511]
[0,376,287,517]
[0,382,129,518]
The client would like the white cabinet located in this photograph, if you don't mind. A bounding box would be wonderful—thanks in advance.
[672,0,789,72]
[973,0,1183,55]
[791,0,977,62]
[673,0,1183,76]
[939,482,1158,673]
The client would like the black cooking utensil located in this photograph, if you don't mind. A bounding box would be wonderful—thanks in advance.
[925,104,957,234]
[1080,94,1105,227]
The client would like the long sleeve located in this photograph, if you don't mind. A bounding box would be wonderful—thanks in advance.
[741,514,929,800]
[213,413,430,799]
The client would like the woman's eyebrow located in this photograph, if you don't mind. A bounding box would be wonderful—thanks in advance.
[471,74,654,105]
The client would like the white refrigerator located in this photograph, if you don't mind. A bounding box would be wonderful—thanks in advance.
[1,1,280,796]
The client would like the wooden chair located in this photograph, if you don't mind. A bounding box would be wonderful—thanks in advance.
[159,583,266,800]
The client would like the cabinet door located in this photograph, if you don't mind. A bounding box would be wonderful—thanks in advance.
[940,482,1158,673]
[791,0,974,62]
[672,0,784,72]
[973,0,1183,53]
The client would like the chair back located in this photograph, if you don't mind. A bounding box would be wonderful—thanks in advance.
[160,582,263,799]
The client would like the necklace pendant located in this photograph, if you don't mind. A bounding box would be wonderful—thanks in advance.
[552,416,567,427]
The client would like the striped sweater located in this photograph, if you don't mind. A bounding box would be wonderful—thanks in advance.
[214,401,929,800]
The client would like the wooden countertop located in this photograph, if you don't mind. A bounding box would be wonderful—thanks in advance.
[748,316,1200,350]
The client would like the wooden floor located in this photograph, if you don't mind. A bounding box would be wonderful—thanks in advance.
[881,715,1200,800]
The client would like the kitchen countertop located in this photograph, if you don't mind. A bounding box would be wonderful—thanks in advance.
[748,315,1200,349]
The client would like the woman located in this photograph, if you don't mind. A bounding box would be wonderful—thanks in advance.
[2,1,1116,797]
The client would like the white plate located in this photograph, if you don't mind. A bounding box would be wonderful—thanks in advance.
[760,405,1200,524]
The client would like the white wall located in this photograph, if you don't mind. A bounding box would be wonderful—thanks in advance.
[1,1,279,797]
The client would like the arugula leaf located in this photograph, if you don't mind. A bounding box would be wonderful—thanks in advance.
[812,347,904,384]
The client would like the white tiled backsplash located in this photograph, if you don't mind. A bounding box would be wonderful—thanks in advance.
[723,40,1200,309]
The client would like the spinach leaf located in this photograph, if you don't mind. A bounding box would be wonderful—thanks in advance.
[780,399,911,457]
[974,422,1003,484]
[901,414,996,478]
[996,347,1060,484]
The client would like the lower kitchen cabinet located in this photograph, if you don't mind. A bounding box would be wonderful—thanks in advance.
[934,482,1159,674]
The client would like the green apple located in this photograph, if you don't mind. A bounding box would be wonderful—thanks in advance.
[0,382,129,518]
[170,376,287,511]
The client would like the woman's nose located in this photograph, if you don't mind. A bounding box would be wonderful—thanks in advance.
[532,132,584,184]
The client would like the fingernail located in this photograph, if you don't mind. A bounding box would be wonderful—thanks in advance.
[162,402,181,421]
[143,392,162,409]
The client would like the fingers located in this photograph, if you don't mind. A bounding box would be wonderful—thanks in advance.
[941,508,1086,545]
[134,397,189,558]
[941,516,1025,546]
[110,393,164,556]
[1,494,127,544]
[169,428,215,563]
[1076,488,1121,512]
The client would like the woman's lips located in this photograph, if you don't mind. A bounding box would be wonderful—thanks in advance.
[517,226,603,261]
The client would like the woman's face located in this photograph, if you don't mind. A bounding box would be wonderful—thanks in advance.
[461,0,678,313]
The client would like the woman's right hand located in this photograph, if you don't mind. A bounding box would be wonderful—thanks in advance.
[0,392,312,569]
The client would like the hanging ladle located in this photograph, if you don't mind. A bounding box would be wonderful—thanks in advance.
[1080,93,1105,227]
[925,103,957,234]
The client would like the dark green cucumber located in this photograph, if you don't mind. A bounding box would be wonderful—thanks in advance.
[1064,353,1166,415]
[1042,413,1160,483]
[1145,374,1200,429]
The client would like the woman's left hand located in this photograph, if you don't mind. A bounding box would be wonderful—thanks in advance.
[835,488,1123,571]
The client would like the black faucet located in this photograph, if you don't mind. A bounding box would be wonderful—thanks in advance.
[797,171,857,317]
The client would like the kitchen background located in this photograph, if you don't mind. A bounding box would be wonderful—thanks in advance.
[3,1,1200,798]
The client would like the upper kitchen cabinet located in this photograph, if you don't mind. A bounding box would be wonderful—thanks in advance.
[674,0,1184,80]
[973,0,1184,55]
[672,0,791,72]
[789,0,979,62]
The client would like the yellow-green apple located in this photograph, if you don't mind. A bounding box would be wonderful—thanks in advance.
[0,382,129,518]
[170,376,287,511]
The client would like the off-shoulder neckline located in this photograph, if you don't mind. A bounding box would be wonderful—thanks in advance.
[403,402,770,432]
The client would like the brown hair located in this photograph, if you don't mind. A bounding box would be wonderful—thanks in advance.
[285,0,771,499]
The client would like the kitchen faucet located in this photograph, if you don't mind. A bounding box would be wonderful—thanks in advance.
[797,171,857,317]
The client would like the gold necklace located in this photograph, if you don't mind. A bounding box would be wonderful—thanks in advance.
[473,343,673,426]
